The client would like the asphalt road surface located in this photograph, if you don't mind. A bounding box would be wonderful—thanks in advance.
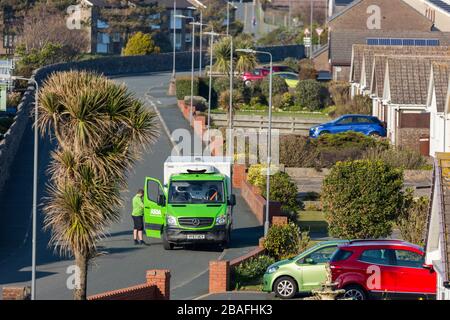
[0,71,263,300]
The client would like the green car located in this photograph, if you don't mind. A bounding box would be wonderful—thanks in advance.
[262,240,349,299]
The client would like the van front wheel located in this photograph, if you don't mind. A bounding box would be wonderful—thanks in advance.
[162,231,174,250]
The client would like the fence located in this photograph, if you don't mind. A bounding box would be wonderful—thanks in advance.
[210,113,323,135]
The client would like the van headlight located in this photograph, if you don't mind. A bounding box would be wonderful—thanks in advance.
[266,265,279,274]
[215,215,227,225]
[166,215,177,226]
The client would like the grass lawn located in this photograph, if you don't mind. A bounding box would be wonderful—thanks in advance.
[298,210,328,235]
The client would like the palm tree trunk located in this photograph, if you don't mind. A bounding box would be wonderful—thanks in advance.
[73,251,88,300]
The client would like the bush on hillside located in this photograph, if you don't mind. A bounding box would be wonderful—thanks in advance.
[264,223,310,260]
[260,172,300,213]
[298,59,317,80]
[176,76,199,100]
[122,32,160,56]
[261,75,289,99]
[397,190,429,246]
[294,80,327,111]
[322,160,405,239]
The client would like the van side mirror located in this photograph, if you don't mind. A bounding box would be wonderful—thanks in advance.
[228,194,236,206]
[157,194,166,206]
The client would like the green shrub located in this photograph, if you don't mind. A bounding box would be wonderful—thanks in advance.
[184,96,207,112]
[260,172,300,212]
[315,131,386,150]
[283,57,299,72]
[397,190,429,246]
[247,164,265,188]
[273,92,295,110]
[279,135,318,168]
[122,32,160,56]
[261,75,289,99]
[322,160,405,239]
[362,146,428,170]
[232,255,275,287]
[176,76,199,100]
[218,89,244,111]
[294,80,326,111]
[298,59,317,80]
[329,95,372,118]
[328,81,350,106]
[7,92,22,108]
[264,223,310,260]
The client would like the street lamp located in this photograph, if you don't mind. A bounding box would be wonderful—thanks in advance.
[172,1,177,79]
[310,0,313,59]
[10,76,39,299]
[236,48,273,237]
[188,4,207,76]
[204,32,233,148]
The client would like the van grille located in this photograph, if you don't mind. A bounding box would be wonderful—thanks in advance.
[178,217,214,228]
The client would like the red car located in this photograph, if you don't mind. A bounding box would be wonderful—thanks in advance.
[330,240,436,300]
[242,68,270,86]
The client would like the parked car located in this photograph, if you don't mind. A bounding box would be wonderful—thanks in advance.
[330,240,436,300]
[262,65,297,73]
[262,240,348,299]
[273,72,299,88]
[242,68,270,86]
[309,115,387,138]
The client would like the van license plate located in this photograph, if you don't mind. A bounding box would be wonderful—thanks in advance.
[187,234,205,240]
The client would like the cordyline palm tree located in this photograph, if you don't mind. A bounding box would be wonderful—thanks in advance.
[37,71,159,300]
[212,37,257,75]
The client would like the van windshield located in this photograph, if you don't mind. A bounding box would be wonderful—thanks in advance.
[168,181,225,204]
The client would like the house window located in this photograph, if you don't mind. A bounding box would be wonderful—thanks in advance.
[97,19,109,29]
[170,10,182,29]
[112,33,121,43]
[149,13,161,30]
[3,34,15,48]
[170,33,182,50]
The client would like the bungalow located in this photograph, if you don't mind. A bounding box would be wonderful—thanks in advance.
[349,44,450,98]
[403,0,450,32]
[425,152,450,300]
[382,56,450,152]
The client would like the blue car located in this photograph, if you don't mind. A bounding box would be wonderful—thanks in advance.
[309,115,386,138]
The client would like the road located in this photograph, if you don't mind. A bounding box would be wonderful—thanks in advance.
[0,71,263,300]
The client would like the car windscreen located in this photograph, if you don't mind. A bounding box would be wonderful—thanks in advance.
[168,180,225,204]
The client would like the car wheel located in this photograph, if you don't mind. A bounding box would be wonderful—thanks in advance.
[244,80,252,87]
[343,285,367,300]
[369,132,380,137]
[162,231,174,250]
[274,276,297,299]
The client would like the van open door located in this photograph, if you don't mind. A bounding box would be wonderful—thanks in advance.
[144,177,166,239]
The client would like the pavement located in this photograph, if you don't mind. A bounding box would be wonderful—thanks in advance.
[0,71,263,300]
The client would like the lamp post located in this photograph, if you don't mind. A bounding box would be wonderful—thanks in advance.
[204,32,233,149]
[175,14,195,123]
[188,4,207,76]
[226,1,237,36]
[310,0,313,59]
[236,49,272,237]
[172,0,177,78]
[12,75,39,299]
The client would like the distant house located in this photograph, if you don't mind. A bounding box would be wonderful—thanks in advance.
[425,152,450,300]
[403,0,450,32]
[321,0,450,80]
[426,62,450,156]
[78,0,200,55]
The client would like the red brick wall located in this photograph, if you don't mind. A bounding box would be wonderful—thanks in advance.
[232,164,247,188]
[88,269,171,300]
[313,49,330,72]
[2,287,31,300]
[88,284,157,300]
[209,260,230,293]
[241,180,283,225]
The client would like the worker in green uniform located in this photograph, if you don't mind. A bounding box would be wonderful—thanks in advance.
[132,189,146,245]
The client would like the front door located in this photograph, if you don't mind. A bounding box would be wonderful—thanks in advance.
[144,177,166,239]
